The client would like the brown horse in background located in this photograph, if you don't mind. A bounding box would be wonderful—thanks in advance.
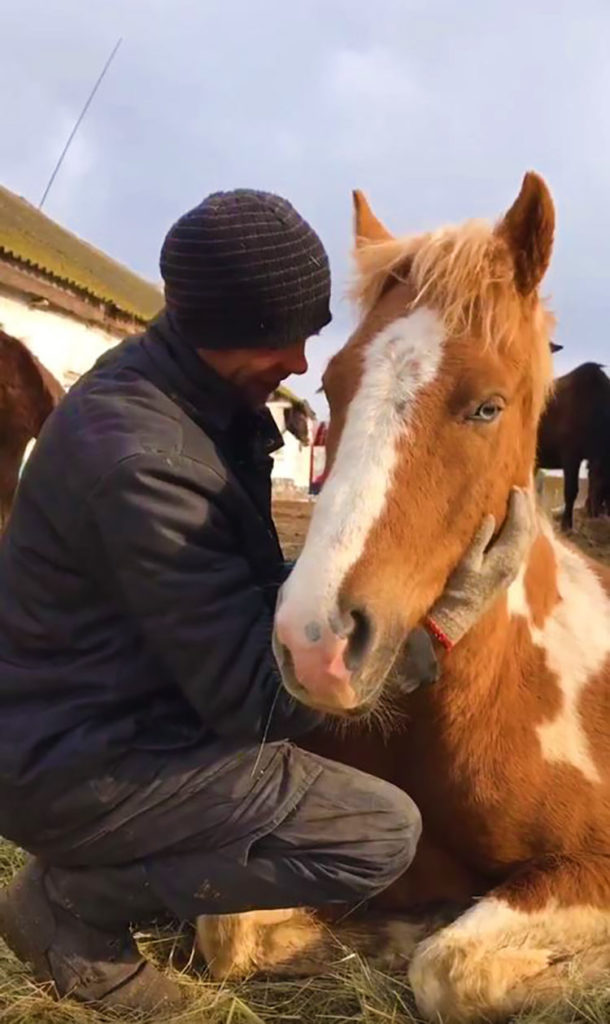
[283,401,311,444]
[537,362,610,530]
[587,453,610,517]
[0,331,64,527]
[201,174,610,1023]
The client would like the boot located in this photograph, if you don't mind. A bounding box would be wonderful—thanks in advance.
[0,858,186,1013]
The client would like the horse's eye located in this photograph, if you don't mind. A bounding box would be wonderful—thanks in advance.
[469,399,503,423]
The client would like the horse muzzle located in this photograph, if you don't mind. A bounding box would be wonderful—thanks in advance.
[273,602,376,713]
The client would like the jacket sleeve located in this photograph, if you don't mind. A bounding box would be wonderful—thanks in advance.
[85,451,322,742]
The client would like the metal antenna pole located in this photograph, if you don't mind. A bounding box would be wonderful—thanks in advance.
[39,37,123,210]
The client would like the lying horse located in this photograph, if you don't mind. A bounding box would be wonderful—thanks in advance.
[537,362,610,531]
[200,174,610,1023]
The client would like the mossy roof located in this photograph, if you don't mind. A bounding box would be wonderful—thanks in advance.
[0,185,163,322]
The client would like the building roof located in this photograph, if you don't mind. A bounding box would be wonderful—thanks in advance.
[0,185,163,323]
[273,384,315,418]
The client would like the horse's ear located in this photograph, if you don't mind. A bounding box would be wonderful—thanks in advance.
[352,190,393,248]
[497,172,555,296]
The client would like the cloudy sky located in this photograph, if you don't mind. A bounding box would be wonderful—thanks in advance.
[2,0,609,413]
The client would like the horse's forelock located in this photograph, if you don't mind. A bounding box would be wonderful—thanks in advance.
[354,222,549,345]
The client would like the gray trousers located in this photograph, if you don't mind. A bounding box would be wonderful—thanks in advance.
[13,740,421,927]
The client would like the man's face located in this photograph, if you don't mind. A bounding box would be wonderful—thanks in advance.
[199,340,309,407]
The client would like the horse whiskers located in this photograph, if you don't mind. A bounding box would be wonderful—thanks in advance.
[319,684,407,742]
[361,690,408,740]
[355,645,415,738]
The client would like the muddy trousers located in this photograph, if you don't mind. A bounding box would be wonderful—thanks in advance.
[8,740,421,930]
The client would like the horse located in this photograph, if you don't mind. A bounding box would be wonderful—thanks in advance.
[537,362,610,531]
[0,331,64,528]
[198,173,610,1023]
[587,454,610,518]
[283,400,311,444]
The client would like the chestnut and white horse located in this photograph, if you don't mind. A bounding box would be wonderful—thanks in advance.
[201,174,610,1023]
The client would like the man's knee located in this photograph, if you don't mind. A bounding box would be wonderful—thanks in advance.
[273,749,423,905]
[365,780,422,891]
[320,768,422,898]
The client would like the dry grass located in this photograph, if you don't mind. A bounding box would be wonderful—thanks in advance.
[1,835,610,1024]
[1,502,609,1022]
[0,839,426,1024]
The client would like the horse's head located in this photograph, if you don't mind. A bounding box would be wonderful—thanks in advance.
[284,403,310,444]
[274,172,555,715]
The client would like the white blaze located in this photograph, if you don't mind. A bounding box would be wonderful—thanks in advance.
[280,308,445,629]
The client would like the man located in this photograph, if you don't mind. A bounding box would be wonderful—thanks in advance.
[0,190,532,1013]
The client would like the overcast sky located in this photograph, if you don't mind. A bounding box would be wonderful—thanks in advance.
[2,0,609,414]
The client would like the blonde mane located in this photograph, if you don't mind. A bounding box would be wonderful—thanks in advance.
[351,218,555,366]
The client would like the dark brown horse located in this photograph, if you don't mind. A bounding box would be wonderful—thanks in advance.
[283,401,310,444]
[586,453,610,518]
[537,361,610,530]
[0,331,64,526]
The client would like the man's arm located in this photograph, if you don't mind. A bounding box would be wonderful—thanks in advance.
[86,452,320,742]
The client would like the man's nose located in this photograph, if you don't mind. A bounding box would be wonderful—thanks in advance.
[284,341,308,376]
[289,353,308,376]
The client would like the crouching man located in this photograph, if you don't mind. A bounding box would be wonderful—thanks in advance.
[0,190,532,1013]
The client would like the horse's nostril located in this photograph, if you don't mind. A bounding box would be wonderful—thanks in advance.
[344,608,373,671]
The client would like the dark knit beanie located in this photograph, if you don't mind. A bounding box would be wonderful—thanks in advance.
[160,189,332,349]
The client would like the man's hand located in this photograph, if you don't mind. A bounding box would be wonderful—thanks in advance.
[395,487,536,693]
[425,486,537,649]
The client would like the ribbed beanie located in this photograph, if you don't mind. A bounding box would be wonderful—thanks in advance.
[160,189,331,348]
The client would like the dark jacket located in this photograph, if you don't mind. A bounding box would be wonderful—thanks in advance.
[0,315,319,805]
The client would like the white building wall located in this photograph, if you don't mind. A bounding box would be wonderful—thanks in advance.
[271,431,312,490]
[267,399,313,491]
[0,292,118,390]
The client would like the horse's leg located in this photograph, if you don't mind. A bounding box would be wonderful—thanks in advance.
[197,908,322,978]
[561,456,580,531]
[587,461,602,518]
[408,853,610,1024]
[197,834,480,979]
[197,906,446,979]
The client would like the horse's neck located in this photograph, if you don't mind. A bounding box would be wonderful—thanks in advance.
[439,518,610,722]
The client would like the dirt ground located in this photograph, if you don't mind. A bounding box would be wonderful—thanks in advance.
[273,498,610,566]
[564,509,610,566]
[272,498,314,561]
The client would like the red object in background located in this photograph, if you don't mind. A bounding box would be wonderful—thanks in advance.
[310,469,328,495]
[313,422,328,447]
